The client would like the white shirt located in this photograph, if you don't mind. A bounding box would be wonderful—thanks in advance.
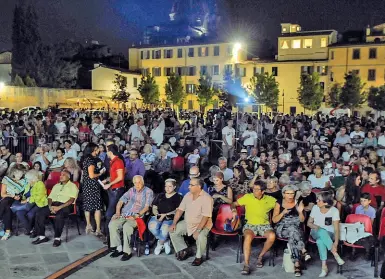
[242,130,258,146]
[188,154,200,164]
[129,124,147,141]
[222,126,235,146]
[91,123,105,135]
[70,126,79,135]
[350,131,365,139]
[55,122,67,134]
[34,153,53,171]
[64,148,77,159]
[221,168,234,181]
[378,135,385,147]
[151,127,164,146]
[72,143,81,153]
[307,174,330,189]
[342,151,353,162]
[310,206,340,233]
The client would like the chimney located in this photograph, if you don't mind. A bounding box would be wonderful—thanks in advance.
[366,25,371,36]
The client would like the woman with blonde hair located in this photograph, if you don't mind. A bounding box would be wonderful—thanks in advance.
[64,157,80,182]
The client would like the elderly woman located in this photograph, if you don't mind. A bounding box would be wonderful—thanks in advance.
[307,191,345,277]
[208,172,233,221]
[297,181,316,212]
[229,165,250,197]
[273,185,309,277]
[140,144,156,171]
[149,178,182,255]
[0,168,29,240]
[63,157,81,182]
[265,176,283,202]
[13,170,47,236]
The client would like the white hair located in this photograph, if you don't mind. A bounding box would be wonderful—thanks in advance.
[218,157,227,162]
[133,175,144,184]
[25,170,41,183]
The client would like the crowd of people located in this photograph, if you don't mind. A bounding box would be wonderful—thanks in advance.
[0,105,384,277]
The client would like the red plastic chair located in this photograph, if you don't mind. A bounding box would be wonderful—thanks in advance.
[45,171,61,190]
[340,214,378,277]
[312,189,322,194]
[49,181,81,242]
[378,217,385,241]
[206,204,242,262]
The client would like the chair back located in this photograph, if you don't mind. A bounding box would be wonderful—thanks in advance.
[171,156,185,172]
[214,204,234,230]
[345,214,373,234]
[312,189,321,194]
[378,217,385,240]
[380,207,385,220]
[45,171,61,190]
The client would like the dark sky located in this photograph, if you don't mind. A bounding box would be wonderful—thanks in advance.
[1,0,385,56]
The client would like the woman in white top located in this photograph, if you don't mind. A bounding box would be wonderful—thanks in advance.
[307,191,345,277]
[49,148,66,170]
[307,162,330,189]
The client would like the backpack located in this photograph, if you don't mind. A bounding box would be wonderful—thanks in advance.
[171,156,185,172]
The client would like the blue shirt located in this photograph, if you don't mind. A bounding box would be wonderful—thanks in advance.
[355,205,376,220]
[178,179,208,197]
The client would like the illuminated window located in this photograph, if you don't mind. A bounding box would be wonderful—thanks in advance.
[303,39,313,48]
[321,38,327,47]
[186,84,196,94]
[283,27,287,32]
[152,67,161,76]
[281,40,289,49]
[292,40,301,49]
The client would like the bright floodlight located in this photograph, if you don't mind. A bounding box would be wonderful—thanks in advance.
[0,82,4,90]
[244,97,249,103]
[234,43,241,51]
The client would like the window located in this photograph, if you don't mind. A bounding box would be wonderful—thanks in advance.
[152,67,161,76]
[369,48,377,59]
[142,68,150,76]
[212,65,220,75]
[321,38,327,48]
[317,66,328,75]
[330,50,334,60]
[152,50,161,59]
[292,39,301,49]
[281,40,289,49]
[188,48,194,57]
[214,46,220,56]
[224,64,232,74]
[301,66,314,74]
[290,106,297,115]
[164,67,173,76]
[200,65,208,75]
[186,84,196,94]
[352,49,360,60]
[352,69,360,75]
[303,39,313,48]
[177,48,183,58]
[140,51,143,60]
[188,100,193,110]
[198,47,209,57]
[272,67,278,76]
[368,69,376,81]
[253,67,264,75]
[188,66,196,76]
[226,45,232,56]
[175,67,183,76]
[330,72,334,82]
[240,68,247,77]
[141,50,150,60]
[164,49,173,58]
[133,77,138,87]
[320,82,325,92]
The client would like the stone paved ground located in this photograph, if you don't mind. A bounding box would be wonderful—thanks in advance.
[0,225,379,279]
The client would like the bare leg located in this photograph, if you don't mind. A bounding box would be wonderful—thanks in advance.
[95,210,102,232]
[259,230,275,258]
[243,230,254,266]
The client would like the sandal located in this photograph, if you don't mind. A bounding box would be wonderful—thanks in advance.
[294,266,302,277]
[241,265,250,275]
[256,257,264,268]
[85,226,94,235]
[93,230,104,237]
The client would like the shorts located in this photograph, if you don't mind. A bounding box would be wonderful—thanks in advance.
[243,223,273,237]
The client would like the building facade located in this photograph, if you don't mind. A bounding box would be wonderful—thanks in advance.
[0,51,12,85]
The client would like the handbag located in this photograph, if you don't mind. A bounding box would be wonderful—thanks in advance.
[224,215,241,232]
[10,201,35,213]
[282,243,295,273]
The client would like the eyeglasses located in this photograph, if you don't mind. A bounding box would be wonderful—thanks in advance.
[189,183,199,187]
[285,192,295,195]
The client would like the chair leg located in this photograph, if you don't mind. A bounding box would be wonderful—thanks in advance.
[206,233,210,260]
[136,232,141,257]
[75,216,81,235]
[15,217,19,236]
[65,217,69,242]
[374,246,379,278]
[236,235,241,263]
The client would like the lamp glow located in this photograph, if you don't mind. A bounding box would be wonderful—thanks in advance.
[244,97,249,103]
[0,82,4,90]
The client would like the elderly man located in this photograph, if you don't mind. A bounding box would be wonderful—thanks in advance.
[178,166,208,196]
[32,170,79,247]
[231,180,276,275]
[125,149,145,182]
[30,144,53,172]
[169,177,213,266]
[109,175,154,261]
[128,118,147,143]
[218,157,234,182]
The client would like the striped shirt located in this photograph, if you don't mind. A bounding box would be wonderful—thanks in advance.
[120,186,154,217]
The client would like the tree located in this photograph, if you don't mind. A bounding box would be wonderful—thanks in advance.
[326,83,341,107]
[165,73,185,111]
[24,75,37,87]
[339,72,366,109]
[111,74,130,110]
[248,73,279,110]
[13,75,25,87]
[196,74,219,113]
[137,74,160,106]
[11,4,26,79]
[297,72,323,111]
[368,86,385,112]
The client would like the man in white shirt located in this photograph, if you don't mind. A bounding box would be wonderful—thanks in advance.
[377,133,385,160]
[128,118,147,143]
[222,120,236,161]
[350,124,365,141]
[91,116,105,136]
[31,145,53,171]
[241,124,257,150]
[341,143,354,163]
[150,116,165,146]
[333,127,351,147]
[54,117,67,134]
[63,140,77,159]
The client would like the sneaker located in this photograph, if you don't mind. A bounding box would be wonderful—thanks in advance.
[144,244,150,255]
[318,268,328,278]
[154,241,164,255]
[164,240,171,255]
[334,254,345,266]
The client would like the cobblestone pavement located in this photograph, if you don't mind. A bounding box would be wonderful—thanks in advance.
[0,226,379,279]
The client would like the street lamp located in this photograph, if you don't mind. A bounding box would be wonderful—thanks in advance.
[244,97,249,103]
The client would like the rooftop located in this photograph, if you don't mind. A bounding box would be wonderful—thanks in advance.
[280,30,336,37]
[91,64,141,75]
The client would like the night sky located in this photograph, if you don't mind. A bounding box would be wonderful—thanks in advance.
[1,0,385,56]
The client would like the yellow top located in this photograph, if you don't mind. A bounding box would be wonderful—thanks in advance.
[237,194,276,225]
[48,181,79,204]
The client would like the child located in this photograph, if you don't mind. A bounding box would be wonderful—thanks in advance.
[187,148,200,168]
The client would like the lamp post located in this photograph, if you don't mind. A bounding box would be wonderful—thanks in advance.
[282,90,285,114]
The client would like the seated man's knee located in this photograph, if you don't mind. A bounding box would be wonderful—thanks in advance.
[243,230,254,242]
[123,223,135,235]
[266,230,276,241]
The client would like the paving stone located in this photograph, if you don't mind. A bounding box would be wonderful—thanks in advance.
[104,265,152,279]
[180,262,230,279]
[37,241,66,253]
[9,265,46,278]
[42,252,70,265]
[9,253,43,265]
[141,257,181,275]
[0,265,11,279]
[0,248,8,261]
[5,240,37,256]
[158,274,192,279]
[66,269,109,279]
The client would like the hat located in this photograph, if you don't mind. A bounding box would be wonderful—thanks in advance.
[241,149,248,153]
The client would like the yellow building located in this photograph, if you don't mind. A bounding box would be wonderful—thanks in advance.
[128,42,247,110]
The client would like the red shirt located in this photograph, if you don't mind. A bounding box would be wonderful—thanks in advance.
[110,156,125,189]
[361,183,385,208]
